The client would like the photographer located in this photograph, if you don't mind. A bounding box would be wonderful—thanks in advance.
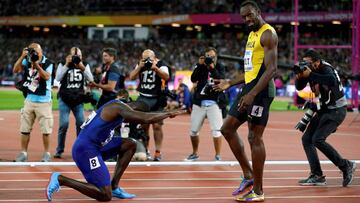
[184,47,225,161]
[13,43,54,162]
[91,47,125,109]
[129,49,170,161]
[295,49,356,187]
[54,47,94,159]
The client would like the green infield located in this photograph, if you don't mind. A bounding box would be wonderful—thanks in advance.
[0,89,299,111]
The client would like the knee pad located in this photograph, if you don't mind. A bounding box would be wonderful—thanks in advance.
[190,131,199,137]
[21,132,30,136]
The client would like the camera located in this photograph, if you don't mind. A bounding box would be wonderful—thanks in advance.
[204,56,214,65]
[71,47,81,65]
[143,57,153,69]
[163,89,177,100]
[72,55,81,65]
[26,48,39,62]
[294,101,318,132]
[293,60,310,74]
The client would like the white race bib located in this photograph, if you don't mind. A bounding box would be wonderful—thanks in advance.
[89,156,101,170]
[244,50,253,72]
[251,105,264,117]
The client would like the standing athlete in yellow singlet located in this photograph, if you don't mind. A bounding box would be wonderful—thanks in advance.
[213,1,278,201]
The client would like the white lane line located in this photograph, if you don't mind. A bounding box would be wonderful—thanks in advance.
[0,177,358,182]
[0,185,359,191]
[0,195,360,202]
[1,160,359,166]
[0,169,343,174]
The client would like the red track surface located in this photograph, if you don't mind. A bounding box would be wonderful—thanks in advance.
[0,110,359,202]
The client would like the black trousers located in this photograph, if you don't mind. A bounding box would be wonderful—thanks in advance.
[302,106,348,176]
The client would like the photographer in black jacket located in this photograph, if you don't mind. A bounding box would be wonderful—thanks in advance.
[295,49,356,187]
[185,47,226,161]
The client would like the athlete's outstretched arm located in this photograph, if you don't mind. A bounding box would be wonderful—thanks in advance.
[213,72,245,91]
[117,102,185,124]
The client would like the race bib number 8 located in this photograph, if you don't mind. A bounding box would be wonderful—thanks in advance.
[89,156,101,170]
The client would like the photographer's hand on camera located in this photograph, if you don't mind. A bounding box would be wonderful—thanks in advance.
[29,55,50,81]
[198,56,205,65]
[296,66,311,80]
[150,58,160,71]
[21,48,28,59]
[65,55,72,67]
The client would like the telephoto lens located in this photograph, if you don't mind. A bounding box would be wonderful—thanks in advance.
[294,109,315,132]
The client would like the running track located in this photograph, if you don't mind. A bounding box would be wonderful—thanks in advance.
[0,110,359,202]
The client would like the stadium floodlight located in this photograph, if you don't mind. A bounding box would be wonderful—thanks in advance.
[186,26,193,31]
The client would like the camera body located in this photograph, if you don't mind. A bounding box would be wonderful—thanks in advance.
[294,101,318,132]
[72,55,81,65]
[26,47,39,62]
[293,60,310,74]
[162,89,177,100]
[204,56,214,65]
[71,47,81,65]
[143,57,153,70]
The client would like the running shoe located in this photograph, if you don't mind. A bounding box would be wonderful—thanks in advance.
[112,187,136,199]
[232,177,254,196]
[184,153,199,161]
[41,152,51,162]
[153,151,162,161]
[342,161,356,187]
[298,174,326,186]
[15,151,28,162]
[146,151,153,161]
[215,155,221,161]
[236,190,264,202]
[53,152,62,159]
[46,172,61,201]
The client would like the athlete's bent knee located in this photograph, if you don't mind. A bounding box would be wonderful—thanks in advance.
[97,193,112,202]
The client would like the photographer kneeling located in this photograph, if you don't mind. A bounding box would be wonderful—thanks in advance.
[294,49,356,187]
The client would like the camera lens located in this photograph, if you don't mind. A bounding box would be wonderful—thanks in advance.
[72,55,81,64]
[204,57,213,65]
[144,58,153,69]
[295,109,314,132]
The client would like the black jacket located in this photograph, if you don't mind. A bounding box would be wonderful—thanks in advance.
[191,63,226,106]
[295,60,346,110]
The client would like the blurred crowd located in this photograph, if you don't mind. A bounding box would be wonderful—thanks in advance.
[0,26,352,85]
[0,0,352,16]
